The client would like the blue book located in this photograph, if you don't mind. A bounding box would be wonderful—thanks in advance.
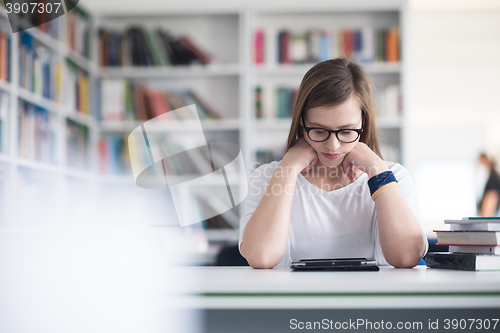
[318,31,330,62]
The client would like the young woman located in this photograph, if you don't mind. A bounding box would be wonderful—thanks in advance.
[239,58,428,269]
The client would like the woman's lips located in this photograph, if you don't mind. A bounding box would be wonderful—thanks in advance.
[322,153,340,159]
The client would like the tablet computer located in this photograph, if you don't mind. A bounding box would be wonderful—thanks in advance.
[291,258,379,271]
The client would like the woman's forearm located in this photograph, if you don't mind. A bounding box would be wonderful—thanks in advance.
[241,162,299,269]
[480,190,499,217]
[374,185,427,268]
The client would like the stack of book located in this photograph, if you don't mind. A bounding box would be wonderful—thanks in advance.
[64,5,91,58]
[100,80,222,122]
[99,27,211,67]
[426,217,500,271]
[254,85,298,119]
[18,100,57,164]
[16,1,90,58]
[254,27,399,65]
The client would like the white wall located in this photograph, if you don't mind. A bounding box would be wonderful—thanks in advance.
[406,0,500,171]
[405,0,500,234]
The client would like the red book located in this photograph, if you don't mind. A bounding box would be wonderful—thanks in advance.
[150,91,170,118]
[254,30,265,64]
[133,86,149,121]
[0,32,6,81]
[178,35,211,65]
[101,31,110,67]
[343,30,354,59]
[386,26,399,62]
[99,139,108,174]
[280,31,291,64]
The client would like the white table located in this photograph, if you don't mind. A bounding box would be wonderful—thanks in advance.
[164,266,500,332]
[168,266,500,309]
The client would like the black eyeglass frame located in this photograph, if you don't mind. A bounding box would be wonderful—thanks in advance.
[300,114,364,143]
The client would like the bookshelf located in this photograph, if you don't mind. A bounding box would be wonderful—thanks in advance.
[93,10,248,264]
[0,1,410,265]
[249,4,408,168]
[0,2,98,227]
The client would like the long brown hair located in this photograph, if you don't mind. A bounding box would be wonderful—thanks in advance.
[285,57,382,158]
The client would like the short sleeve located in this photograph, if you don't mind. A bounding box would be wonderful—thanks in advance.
[238,162,278,253]
[373,162,429,266]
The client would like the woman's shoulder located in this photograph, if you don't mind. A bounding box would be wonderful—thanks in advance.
[383,161,415,188]
[384,161,409,176]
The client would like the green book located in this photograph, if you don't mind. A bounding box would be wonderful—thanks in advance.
[144,29,167,66]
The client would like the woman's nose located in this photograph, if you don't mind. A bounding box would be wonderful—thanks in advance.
[325,134,341,151]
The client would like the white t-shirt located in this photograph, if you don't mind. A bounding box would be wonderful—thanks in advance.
[239,160,428,268]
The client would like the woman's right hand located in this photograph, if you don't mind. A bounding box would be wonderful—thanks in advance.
[281,137,318,174]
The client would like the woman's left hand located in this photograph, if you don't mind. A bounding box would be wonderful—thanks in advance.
[342,142,389,182]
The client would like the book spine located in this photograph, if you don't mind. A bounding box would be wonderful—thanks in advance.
[254,29,265,64]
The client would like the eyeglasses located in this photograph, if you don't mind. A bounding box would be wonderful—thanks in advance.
[301,114,363,143]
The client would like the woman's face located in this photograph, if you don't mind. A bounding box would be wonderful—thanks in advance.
[302,94,363,168]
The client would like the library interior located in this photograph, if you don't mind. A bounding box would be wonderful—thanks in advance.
[0,0,499,332]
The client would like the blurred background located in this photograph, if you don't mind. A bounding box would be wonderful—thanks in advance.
[0,0,499,332]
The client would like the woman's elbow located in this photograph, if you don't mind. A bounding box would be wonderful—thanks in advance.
[389,243,426,268]
[240,244,279,269]
[247,258,277,269]
[390,255,421,268]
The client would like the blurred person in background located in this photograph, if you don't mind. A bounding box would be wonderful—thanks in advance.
[478,153,500,217]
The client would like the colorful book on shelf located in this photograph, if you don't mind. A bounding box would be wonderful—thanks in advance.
[18,101,57,164]
[290,33,307,64]
[99,27,211,67]
[254,29,265,64]
[0,30,10,82]
[98,136,130,175]
[386,26,399,63]
[262,27,400,65]
[254,86,262,118]
[100,80,223,122]
[434,230,500,246]
[278,30,291,64]
[425,252,500,271]
[179,35,211,65]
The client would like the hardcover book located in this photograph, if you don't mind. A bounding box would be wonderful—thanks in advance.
[433,230,500,246]
[425,252,500,271]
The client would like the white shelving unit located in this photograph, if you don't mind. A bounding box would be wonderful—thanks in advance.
[93,10,248,260]
[0,4,98,227]
[0,0,409,264]
[248,2,408,167]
